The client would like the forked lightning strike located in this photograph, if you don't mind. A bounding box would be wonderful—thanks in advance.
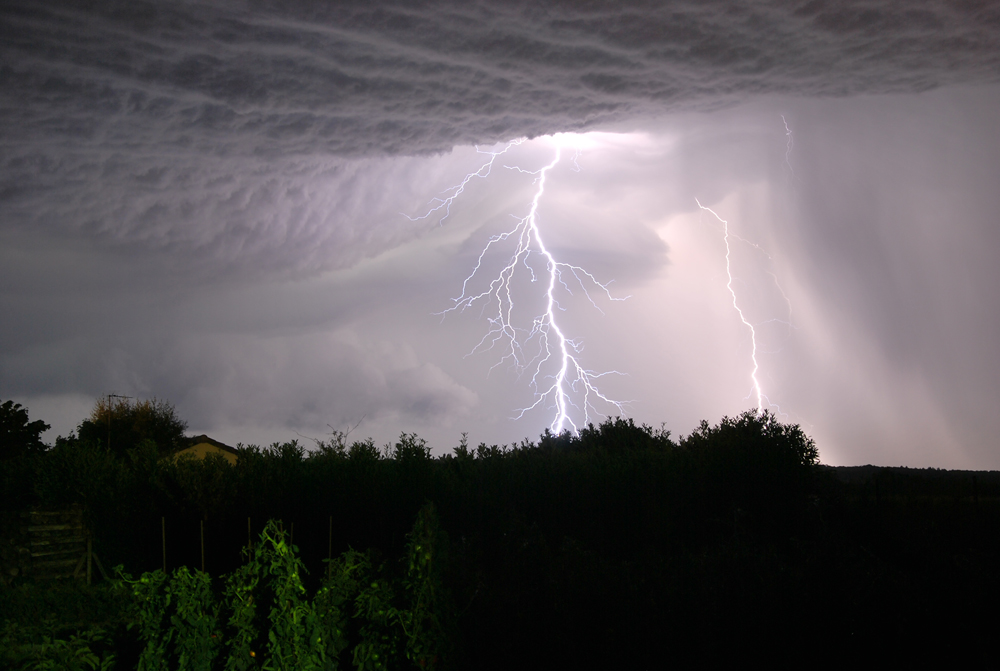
[412,139,629,434]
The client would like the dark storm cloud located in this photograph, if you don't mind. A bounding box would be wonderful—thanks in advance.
[2,0,999,273]
[4,0,1000,463]
[4,1,998,156]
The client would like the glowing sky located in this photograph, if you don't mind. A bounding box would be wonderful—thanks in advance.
[3,1,1000,467]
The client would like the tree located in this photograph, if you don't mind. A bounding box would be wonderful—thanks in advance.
[77,396,187,459]
[680,409,819,468]
[573,416,675,453]
[0,399,50,461]
[676,409,820,537]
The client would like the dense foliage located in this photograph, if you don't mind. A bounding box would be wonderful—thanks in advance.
[0,580,125,670]
[77,397,188,459]
[0,400,50,461]
[2,403,998,668]
[0,400,53,509]
[113,511,452,671]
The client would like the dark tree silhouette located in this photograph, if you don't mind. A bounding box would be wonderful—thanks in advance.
[0,399,50,461]
[679,408,818,467]
[76,396,187,458]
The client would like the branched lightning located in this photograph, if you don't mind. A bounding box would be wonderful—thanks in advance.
[404,139,524,226]
[413,140,629,434]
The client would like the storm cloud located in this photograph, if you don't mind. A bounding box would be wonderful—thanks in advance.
[3,1,999,271]
[6,1,997,155]
[2,1,1000,466]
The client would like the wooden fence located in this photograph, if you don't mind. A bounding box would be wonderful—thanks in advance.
[0,507,107,584]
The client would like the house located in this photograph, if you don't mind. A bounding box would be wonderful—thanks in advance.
[171,434,239,465]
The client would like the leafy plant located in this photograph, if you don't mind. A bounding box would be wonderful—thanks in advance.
[222,554,260,671]
[115,568,172,671]
[117,565,223,671]
[350,572,399,671]
[116,509,455,670]
[0,620,116,671]
[397,504,454,671]
[167,567,222,671]
[313,550,363,667]
[257,522,326,670]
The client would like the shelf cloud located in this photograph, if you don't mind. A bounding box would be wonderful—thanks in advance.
[3,1,998,271]
[2,1,1000,466]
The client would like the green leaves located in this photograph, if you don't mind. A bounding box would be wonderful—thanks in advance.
[168,567,222,671]
[116,567,172,671]
[118,565,221,671]
[397,505,453,671]
[314,550,365,665]
[117,509,455,670]
[222,558,259,671]
[257,522,326,671]
[0,621,115,671]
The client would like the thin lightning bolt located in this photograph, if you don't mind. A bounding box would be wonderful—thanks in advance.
[728,234,796,335]
[781,114,794,174]
[696,199,763,412]
[570,146,583,173]
[413,139,629,434]
[404,139,524,226]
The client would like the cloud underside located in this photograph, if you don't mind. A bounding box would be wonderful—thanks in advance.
[2,1,999,273]
[4,2,999,156]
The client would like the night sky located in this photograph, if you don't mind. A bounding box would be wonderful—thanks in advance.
[3,1,1000,467]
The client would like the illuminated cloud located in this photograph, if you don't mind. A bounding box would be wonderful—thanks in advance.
[2,1,1000,466]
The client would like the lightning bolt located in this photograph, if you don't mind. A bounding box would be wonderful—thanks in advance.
[696,199,764,412]
[413,138,629,434]
[403,139,524,226]
[781,114,794,174]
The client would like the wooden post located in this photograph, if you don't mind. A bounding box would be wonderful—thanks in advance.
[328,516,333,580]
[247,517,252,552]
[161,517,167,573]
[290,522,294,547]
[87,538,93,586]
[200,520,205,573]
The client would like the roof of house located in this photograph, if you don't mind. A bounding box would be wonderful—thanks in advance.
[172,434,240,457]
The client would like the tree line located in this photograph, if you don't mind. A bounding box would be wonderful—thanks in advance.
[2,397,998,668]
